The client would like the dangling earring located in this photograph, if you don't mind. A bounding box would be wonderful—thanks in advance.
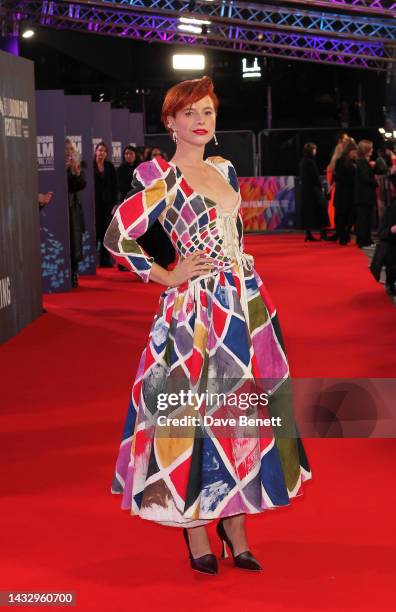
[168,123,178,145]
[213,133,218,146]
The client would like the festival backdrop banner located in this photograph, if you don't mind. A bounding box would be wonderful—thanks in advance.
[0,50,42,343]
[65,95,96,275]
[36,90,71,293]
[129,112,144,146]
[111,108,130,167]
[239,176,296,232]
[92,101,112,160]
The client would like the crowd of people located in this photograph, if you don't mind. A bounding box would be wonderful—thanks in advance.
[92,143,174,278]
[39,132,396,297]
[299,132,396,295]
[57,142,174,287]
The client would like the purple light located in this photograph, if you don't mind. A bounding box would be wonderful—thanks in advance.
[0,35,20,56]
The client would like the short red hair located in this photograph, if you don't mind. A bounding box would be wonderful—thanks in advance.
[161,76,219,131]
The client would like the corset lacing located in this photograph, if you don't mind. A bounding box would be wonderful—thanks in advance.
[189,204,254,329]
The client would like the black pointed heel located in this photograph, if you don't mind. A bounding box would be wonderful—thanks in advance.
[216,518,262,571]
[183,528,218,575]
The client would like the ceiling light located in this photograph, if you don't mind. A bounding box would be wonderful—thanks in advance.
[172,54,205,70]
[179,17,211,25]
[22,28,35,39]
[177,24,202,34]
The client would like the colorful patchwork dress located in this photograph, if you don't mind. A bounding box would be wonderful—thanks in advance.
[104,155,311,527]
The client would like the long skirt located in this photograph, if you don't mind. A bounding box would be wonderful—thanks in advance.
[111,263,312,527]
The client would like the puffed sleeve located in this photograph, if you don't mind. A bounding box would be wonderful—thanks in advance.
[103,158,178,282]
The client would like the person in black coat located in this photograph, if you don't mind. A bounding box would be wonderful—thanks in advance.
[299,142,330,242]
[334,141,357,245]
[374,149,389,176]
[117,145,139,202]
[354,140,378,248]
[115,146,140,272]
[94,141,118,267]
[65,138,86,288]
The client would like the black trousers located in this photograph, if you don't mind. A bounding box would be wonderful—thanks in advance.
[356,205,374,247]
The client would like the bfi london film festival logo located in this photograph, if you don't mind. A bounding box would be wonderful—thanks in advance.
[112,141,122,166]
[0,96,29,138]
[92,138,103,154]
[0,277,11,311]
[37,136,55,172]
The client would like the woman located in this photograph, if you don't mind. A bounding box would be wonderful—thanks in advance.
[104,77,311,575]
[334,141,358,245]
[326,131,350,233]
[299,142,330,242]
[355,140,377,248]
[65,138,86,288]
[117,145,139,202]
[149,146,168,161]
[93,141,118,267]
[116,146,139,272]
[328,132,349,177]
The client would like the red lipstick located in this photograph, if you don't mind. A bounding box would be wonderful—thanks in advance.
[193,129,208,135]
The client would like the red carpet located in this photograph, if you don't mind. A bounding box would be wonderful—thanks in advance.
[1,234,395,611]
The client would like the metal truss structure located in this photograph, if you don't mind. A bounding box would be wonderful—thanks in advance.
[263,1,396,18]
[3,0,396,71]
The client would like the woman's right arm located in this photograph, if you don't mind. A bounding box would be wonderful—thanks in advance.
[104,159,213,286]
[104,160,177,283]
